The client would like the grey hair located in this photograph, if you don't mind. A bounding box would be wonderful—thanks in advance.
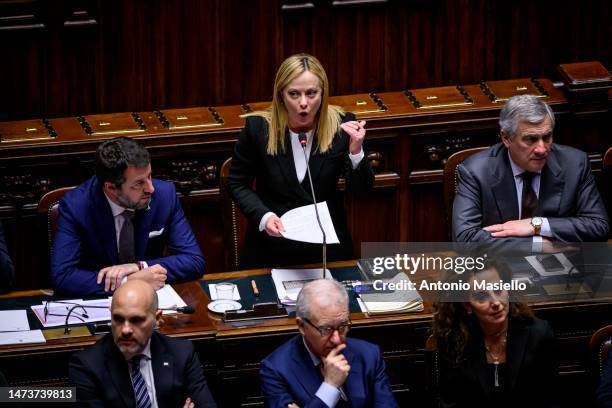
[296,279,349,320]
[499,94,555,139]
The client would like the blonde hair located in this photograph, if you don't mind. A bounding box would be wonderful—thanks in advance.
[247,54,344,155]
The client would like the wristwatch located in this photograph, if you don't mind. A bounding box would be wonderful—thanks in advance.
[530,217,543,236]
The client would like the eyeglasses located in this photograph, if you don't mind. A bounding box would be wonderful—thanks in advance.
[302,317,351,337]
[43,301,88,324]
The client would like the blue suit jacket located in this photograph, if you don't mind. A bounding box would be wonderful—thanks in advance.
[69,332,216,407]
[260,336,397,408]
[51,176,204,296]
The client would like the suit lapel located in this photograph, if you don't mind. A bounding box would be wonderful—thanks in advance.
[292,340,326,400]
[134,200,154,260]
[340,344,365,406]
[91,181,121,264]
[275,132,302,190]
[307,144,326,187]
[151,333,174,404]
[538,151,563,216]
[491,151,520,221]
[104,337,135,407]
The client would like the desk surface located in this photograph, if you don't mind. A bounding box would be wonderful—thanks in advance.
[1,259,608,354]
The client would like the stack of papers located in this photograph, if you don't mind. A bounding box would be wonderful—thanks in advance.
[156,284,188,315]
[0,310,30,332]
[0,330,46,346]
[357,273,424,315]
[30,284,188,327]
[272,268,332,305]
[31,298,112,328]
[0,310,46,346]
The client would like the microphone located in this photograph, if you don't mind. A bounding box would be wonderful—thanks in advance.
[63,303,196,334]
[165,305,196,314]
[298,132,327,279]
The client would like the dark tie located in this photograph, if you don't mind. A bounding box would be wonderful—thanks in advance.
[118,210,135,263]
[130,355,152,408]
[521,172,538,219]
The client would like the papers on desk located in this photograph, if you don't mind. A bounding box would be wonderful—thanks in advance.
[279,202,340,244]
[0,330,46,346]
[356,273,424,315]
[272,268,333,306]
[30,285,188,327]
[157,284,188,315]
[31,298,111,328]
[0,310,30,332]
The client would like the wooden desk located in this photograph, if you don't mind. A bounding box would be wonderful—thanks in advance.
[0,262,611,407]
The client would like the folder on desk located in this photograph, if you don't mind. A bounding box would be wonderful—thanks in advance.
[358,272,424,315]
[272,268,333,306]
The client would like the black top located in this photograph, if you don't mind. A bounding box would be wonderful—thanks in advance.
[437,316,559,408]
[228,113,374,268]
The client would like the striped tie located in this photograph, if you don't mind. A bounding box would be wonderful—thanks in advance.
[131,355,152,408]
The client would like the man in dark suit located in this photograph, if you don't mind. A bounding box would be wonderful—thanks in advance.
[260,279,397,408]
[0,223,15,293]
[453,95,609,245]
[52,137,204,296]
[69,279,216,407]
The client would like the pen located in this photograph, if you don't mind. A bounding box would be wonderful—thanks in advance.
[251,279,259,297]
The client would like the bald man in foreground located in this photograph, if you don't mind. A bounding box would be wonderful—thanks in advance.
[260,279,397,408]
[69,280,216,407]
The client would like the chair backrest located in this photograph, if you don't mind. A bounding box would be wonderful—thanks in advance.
[219,158,248,271]
[591,325,612,378]
[603,147,612,242]
[604,147,612,168]
[442,147,488,239]
[37,186,75,253]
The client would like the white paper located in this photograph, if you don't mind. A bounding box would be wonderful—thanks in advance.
[0,310,30,332]
[31,299,111,328]
[156,284,188,315]
[356,273,424,314]
[280,202,340,244]
[208,284,241,301]
[271,268,332,306]
[526,253,574,277]
[0,329,46,346]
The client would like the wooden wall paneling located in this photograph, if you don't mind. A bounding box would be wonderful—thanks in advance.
[1,0,611,120]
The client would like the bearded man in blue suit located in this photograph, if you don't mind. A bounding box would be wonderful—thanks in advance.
[260,279,397,408]
[51,137,204,296]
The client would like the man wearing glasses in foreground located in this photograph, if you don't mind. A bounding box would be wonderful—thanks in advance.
[260,279,397,408]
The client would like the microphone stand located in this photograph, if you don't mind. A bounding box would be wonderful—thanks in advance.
[64,304,196,335]
[298,133,327,279]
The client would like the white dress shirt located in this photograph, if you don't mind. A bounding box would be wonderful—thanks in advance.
[129,340,158,408]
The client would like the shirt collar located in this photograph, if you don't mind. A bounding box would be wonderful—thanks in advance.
[301,337,321,367]
[289,129,313,140]
[141,339,152,361]
[124,338,152,362]
[104,191,132,217]
[507,150,541,178]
